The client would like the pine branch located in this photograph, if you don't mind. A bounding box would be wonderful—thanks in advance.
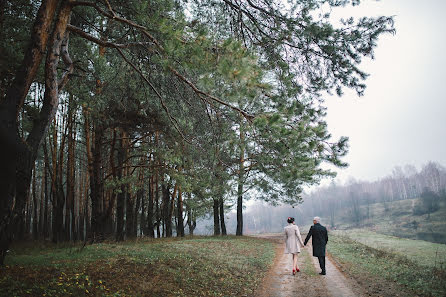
[114,47,192,145]
[71,1,255,121]
[67,24,153,49]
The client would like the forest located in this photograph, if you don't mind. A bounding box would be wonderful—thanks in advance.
[0,0,395,265]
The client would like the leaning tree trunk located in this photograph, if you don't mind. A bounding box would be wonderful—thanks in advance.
[0,0,58,256]
[1,0,73,262]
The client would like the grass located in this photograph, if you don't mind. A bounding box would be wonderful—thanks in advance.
[0,236,276,297]
[300,247,317,277]
[333,229,446,268]
[328,233,446,297]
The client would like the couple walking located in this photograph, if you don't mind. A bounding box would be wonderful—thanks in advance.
[284,216,328,275]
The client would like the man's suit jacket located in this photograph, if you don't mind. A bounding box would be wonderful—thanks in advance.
[304,223,328,257]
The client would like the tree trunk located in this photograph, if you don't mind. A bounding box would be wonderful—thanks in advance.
[162,185,172,237]
[39,152,47,239]
[219,198,226,236]
[66,97,76,240]
[32,165,38,240]
[125,146,134,238]
[140,188,146,236]
[134,189,142,237]
[89,123,105,241]
[115,130,127,242]
[51,116,66,243]
[236,119,245,236]
[155,174,161,238]
[126,192,134,239]
[42,140,50,239]
[0,0,59,265]
[213,198,220,236]
[177,187,184,237]
[146,175,155,237]
[186,199,196,236]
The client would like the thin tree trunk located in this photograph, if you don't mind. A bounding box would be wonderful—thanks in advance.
[89,123,105,241]
[145,175,154,237]
[219,198,226,236]
[125,143,134,238]
[140,188,146,236]
[161,184,171,237]
[177,187,184,237]
[32,165,38,240]
[126,191,134,239]
[39,154,46,239]
[236,119,245,236]
[134,190,142,237]
[155,174,160,238]
[66,96,76,240]
[115,129,126,242]
[213,199,220,236]
[43,140,50,239]
[186,197,196,236]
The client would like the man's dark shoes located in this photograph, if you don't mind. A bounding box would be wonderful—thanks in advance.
[319,271,326,275]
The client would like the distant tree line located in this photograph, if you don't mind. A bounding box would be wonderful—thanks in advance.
[302,161,446,226]
[231,162,446,234]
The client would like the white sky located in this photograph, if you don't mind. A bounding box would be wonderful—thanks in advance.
[321,0,446,184]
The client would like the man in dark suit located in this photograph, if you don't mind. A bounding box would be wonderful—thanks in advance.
[304,216,328,275]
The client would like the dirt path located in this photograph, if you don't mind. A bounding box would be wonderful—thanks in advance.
[254,234,366,297]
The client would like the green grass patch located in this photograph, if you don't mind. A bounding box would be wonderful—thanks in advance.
[333,229,446,268]
[300,248,317,276]
[328,233,446,297]
[0,236,275,297]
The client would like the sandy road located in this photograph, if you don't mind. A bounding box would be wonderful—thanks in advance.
[253,233,366,297]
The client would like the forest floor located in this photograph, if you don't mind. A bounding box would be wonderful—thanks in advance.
[252,233,427,297]
[0,236,276,297]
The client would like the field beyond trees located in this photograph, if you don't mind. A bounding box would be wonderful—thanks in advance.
[329,232,446,297]
[332,197,446,244]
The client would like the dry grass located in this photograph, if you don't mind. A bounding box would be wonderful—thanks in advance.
[0,236,275,297]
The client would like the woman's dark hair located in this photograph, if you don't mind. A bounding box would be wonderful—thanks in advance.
[287,217,295,224]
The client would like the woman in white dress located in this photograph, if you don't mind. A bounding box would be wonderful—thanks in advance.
[284,217,305,275]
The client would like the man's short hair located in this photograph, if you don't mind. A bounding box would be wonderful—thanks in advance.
[313,216,321,223]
